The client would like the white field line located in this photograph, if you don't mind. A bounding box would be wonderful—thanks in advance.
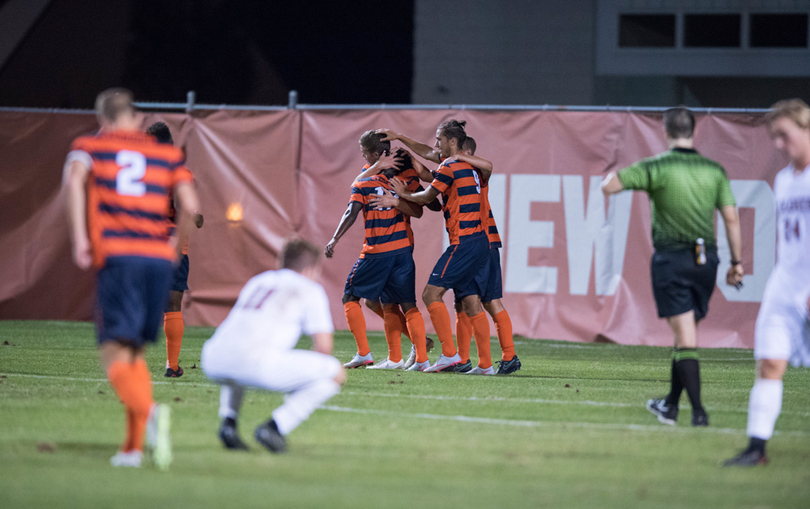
[319,405,809,437]
[4,372,809,417]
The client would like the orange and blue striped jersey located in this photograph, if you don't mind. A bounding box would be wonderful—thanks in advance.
[429,159,486,245]
[67,129,193,267]
[480,182,502,248]
[350,171,422,258]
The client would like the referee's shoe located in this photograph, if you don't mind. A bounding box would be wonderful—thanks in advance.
[646,397,678,425]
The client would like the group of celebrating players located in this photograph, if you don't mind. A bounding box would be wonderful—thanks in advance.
[62,87,810,470]
[325,122,520,375]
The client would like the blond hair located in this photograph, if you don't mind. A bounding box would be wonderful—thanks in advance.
[765,99,810,130]
[280,237,321,272]
[94,88,135,123]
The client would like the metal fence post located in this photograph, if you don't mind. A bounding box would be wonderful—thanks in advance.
[186,91,196,113]
[288,90,298,109]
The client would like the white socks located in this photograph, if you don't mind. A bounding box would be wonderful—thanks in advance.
[746,378,783,441]
[219,383,244,420]
[272,379,340,436]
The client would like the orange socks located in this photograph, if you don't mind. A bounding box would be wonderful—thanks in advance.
[493,310,516,360]
[405,308,428,363]
[164,311,184,370]
[455,311,472,363]
[394,307,412,341]
[344,301,370,356]
[427,302,457,357]
[469,312,492,369]
[107,359,154,452]
[382,309,403,363]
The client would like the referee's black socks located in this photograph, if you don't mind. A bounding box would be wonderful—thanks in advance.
[672,348,703,413]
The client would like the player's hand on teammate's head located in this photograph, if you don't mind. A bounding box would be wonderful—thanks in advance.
[376,150,402,170]
[72,236,92,270]
[324,239,337,259]
[375,129,397,141]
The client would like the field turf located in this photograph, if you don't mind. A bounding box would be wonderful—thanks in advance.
[0,320,808,508]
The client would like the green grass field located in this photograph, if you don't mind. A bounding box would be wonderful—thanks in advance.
[1,320,808,509]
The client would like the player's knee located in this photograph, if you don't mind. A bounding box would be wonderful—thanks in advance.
[483,299,503,316]
[400,302,416,313]
[342,293,359,305]
[453,301,463,313]
[365,299,381,313]
[422,286,440,305]
[757,359,787,380]
[461,297,482,316]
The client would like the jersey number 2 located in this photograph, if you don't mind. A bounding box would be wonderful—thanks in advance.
[115,150,147,196]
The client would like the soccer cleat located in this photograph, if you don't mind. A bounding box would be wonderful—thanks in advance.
[146,403,172,471]
[403,345,417,370]
[646,397,678,425]
[424,353,462,373]
[450,360,472,373]
[367,358,405,370]
[164,366,184,378]
[255,420,287,453]
[406,360,431,372]
[110,450,143,467]
[218,420,249,450]
[496,355,521,375]
[723,448,768,467]
[344,352,374,369]
[692,410,709,427]
[465,365,496,375]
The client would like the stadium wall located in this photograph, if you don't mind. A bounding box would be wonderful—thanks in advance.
[0,108,784,348]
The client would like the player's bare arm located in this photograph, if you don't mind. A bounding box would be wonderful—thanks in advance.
[390,177,440,205]
[325,202,363,258]
[376,129,442,164]
[455,153,493,183]
[368,189,423,218]
[174,182,200,258]
[719,205,744,286]
[354,150,402,182]
[64,160,92,270]
[311,332,334,356]
[601,172,624,195]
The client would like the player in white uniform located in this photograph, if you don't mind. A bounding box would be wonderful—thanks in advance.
[725,99,810,466]
[201,239,346,453]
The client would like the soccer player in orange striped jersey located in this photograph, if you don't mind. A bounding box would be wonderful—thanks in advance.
[452,137,521,375]
[63,88,199,469]
[386,120,493,374]
[145,122,204,379]
[325,132,432,371]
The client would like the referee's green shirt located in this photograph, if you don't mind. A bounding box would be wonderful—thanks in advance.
[617,147,736,251]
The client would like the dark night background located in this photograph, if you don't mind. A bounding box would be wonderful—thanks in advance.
[0,0,414,108]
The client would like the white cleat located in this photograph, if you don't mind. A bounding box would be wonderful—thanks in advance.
[344,352,374,369]
[424,353,462,373]
[406,360,431,372]
[367,358,405,370]
[464,365,496,375]
[110,450,143,467]
[147,403,172,471]
[402,345,417,369]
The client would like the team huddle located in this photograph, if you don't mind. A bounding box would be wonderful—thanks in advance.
[326,122,520,375]
[62,88,810,470]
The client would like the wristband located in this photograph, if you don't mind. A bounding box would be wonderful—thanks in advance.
[731,260,742,265]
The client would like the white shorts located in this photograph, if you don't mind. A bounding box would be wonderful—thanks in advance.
[754,293,810,368]
[201,342,342,393]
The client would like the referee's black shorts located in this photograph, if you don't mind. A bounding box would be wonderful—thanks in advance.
[651,249,719,321]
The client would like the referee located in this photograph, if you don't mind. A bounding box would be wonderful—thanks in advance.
[602,107,744,427]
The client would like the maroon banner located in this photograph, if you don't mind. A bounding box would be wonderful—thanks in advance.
[0,109,785,349]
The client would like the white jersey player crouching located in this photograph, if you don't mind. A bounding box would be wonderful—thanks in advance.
[201,238,347,453]
[724,99,810,467]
